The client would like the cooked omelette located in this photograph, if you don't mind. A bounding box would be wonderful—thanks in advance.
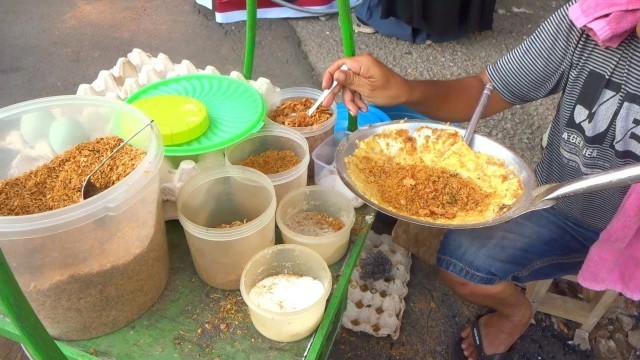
[345,127,523,224]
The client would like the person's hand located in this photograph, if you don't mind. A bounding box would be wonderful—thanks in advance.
[321,53,409,116]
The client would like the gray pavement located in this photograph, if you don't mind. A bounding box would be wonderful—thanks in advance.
[0,0,600,359]
[0,0,317,108]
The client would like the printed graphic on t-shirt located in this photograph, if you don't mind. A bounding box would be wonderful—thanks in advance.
[565,70,640,173]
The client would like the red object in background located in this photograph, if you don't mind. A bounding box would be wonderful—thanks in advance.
[214,0,344,23]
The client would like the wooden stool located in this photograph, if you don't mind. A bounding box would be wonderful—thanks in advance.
[525,275,618,332]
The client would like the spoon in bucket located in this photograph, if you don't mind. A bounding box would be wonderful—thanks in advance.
[81,120,155,200]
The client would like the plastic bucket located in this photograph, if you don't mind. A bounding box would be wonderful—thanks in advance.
[0,96,167,340]
[276,185,356,265]
[265,87,337,178]
[240,244,332,342]
[177,165,277,290]
[225,126,309,203]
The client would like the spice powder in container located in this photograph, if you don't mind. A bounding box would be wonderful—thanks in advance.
[239,150,300,175]
[248,273,324,312]
[268,97,335,179]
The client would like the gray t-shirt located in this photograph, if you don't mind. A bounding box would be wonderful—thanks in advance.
[487,1,640,231]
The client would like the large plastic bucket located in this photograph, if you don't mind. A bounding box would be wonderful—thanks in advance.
[0,96,167,340]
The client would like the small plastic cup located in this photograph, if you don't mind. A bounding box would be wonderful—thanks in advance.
[225,126,309,203]
[312,131,364,208]
[312,131,349,186]
[177,166,277,290]
[276,185,356,265]
[265,87,337,178]
[240,244,332,342]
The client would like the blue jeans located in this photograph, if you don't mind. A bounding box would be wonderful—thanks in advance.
[436,207,601,285]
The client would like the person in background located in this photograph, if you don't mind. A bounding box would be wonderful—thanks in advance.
[352,0,496,44]
[322,1,640,359]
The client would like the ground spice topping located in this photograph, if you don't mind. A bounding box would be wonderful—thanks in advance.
[239,150,300,174]
[286,211,345,236]
[268,97,333,127]
[349,157,490,220]
[345,127,523,223]
[0,136,145,216]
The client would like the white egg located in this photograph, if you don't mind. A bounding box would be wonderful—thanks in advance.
[20,110,55,145]
[49,117,89,154]
[202,65,220,75]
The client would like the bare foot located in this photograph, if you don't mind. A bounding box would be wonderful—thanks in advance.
[459,306,532,360]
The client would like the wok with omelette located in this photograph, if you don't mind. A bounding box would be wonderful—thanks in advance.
[335,120,640,229]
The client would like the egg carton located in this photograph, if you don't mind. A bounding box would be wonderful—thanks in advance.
[342,231,412,340]
[76,48,280,110]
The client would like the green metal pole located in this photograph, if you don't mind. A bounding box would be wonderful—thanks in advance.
[336,0,358,132]
[244,0,257,80]
[0,248,66,359]
[304,224,370,359]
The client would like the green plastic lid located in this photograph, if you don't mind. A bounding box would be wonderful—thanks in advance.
[131,94,209,146]
[126,74,266,156]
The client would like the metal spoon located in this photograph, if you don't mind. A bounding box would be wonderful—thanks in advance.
[307,64,349,116]
[463,82,493,144]
[81,120,154,200]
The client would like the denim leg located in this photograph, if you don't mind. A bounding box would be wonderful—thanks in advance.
[436,207,601,285]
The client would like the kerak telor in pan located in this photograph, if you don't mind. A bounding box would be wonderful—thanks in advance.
[334,120,640,229]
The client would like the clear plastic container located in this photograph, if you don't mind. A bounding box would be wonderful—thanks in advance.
[239,244,332,342]
[0,96,167,340]
[312,131,364,208]
[265,87,337,178]
[224,126,309,203]
[276,185,356,265]
[177,165,277,290]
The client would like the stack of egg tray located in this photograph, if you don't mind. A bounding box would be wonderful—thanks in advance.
[76,48,279,109]
[342,231,412,340]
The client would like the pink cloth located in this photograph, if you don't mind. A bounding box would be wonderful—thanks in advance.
[578,183,640,300]
[568,0,640,48]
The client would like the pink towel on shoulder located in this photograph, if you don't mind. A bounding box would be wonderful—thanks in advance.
[568,0,640,48]
[577,183,640,300]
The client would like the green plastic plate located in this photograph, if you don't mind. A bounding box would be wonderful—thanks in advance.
[126,74,265,156]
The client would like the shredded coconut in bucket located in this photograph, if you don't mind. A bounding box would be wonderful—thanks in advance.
[249,274,324,312]
[0,136,145,216]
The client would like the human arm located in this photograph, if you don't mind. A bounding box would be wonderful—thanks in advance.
[322,1,582,122]
[321,53,513,122]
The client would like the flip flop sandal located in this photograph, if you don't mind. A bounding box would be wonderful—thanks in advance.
[449,311,513,360]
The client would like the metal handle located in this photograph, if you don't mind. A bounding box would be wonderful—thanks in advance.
[84,120,155,181]
[309,64,349,116]
[535,162,640,204]
[463,83,493,144]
